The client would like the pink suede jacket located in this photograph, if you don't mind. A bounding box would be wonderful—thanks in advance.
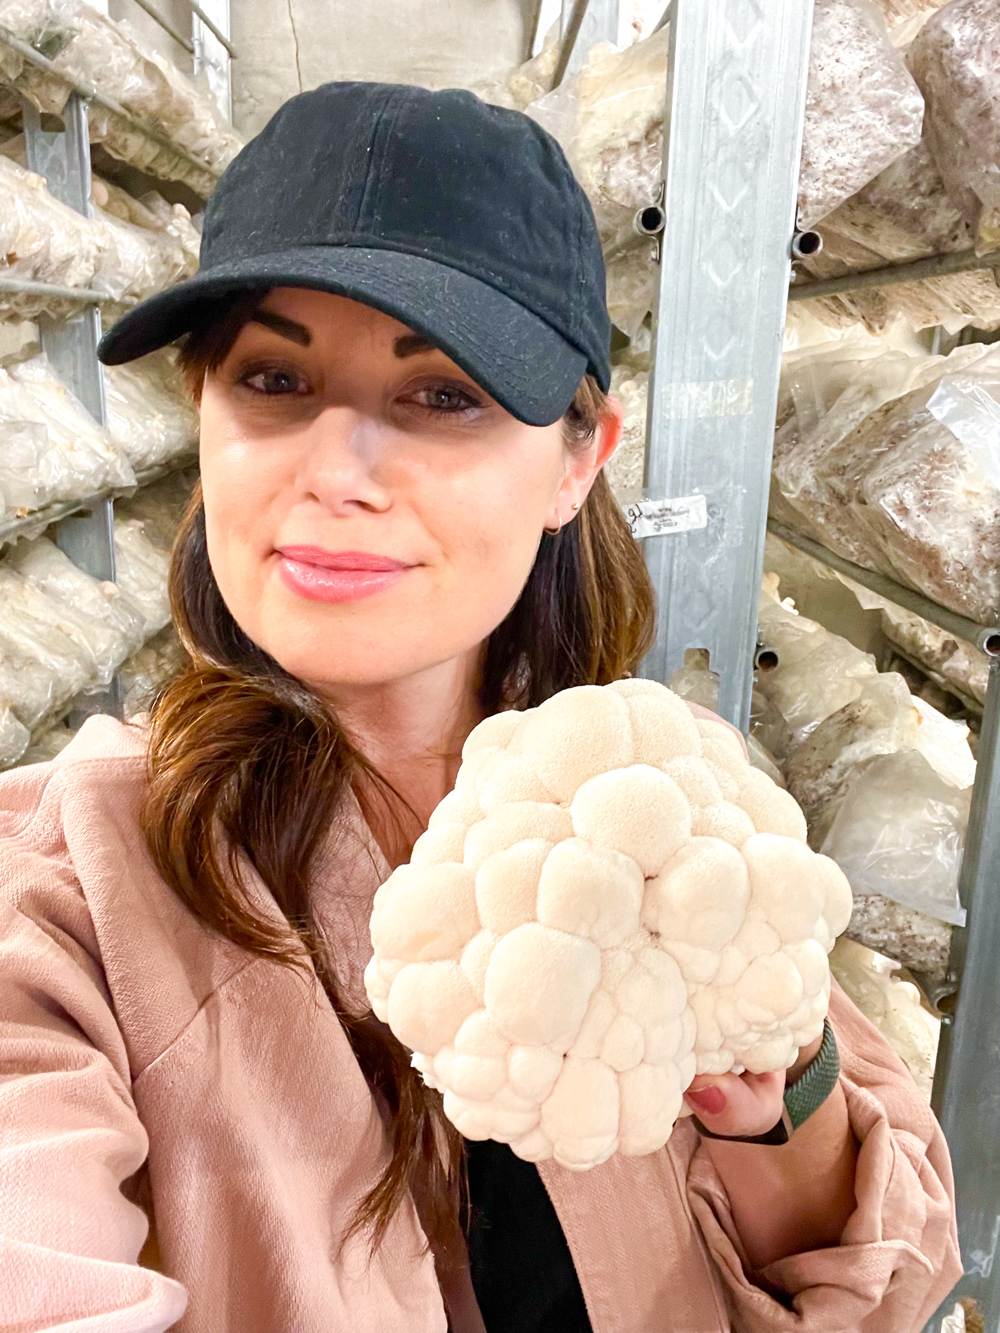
[0,715,961,1332]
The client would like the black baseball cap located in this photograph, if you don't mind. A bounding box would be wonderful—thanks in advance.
[97,81,611,427]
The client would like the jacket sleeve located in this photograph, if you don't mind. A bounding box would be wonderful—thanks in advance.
[684,982,962,1333]
[0,827,188,1332]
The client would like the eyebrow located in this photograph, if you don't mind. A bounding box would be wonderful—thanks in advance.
[393,333,437,358]
[248,315,436,358]
[250,311,312,345]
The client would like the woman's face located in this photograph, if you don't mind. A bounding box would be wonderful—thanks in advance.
[198,287,621,696]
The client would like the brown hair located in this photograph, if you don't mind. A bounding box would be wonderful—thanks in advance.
[140,294,655,1260]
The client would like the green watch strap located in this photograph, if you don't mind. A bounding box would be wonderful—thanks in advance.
[692,1020,839,1145]
[783,1019,839,1133]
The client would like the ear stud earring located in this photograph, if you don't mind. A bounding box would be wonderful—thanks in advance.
[544,501,580,536]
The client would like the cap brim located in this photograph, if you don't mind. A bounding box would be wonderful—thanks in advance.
[98,245,590,427]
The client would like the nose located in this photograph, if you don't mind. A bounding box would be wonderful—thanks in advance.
[296,405,392,516]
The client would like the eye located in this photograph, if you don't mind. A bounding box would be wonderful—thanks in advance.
[239,365,310,396]
[409,383,483,414]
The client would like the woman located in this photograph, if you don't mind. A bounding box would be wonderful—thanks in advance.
[0,82,959,1332]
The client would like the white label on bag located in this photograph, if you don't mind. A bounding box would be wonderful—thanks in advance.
[623,495,708,540]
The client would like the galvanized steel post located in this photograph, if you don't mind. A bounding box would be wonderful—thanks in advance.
[23,94,122,719]
[929,659,1000,1329]
[639,0,814,731]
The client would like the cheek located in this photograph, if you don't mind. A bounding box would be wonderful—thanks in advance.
[197,393,292,635]
[412,439,560,632]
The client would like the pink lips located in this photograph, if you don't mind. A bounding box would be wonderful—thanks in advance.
[276,545,413,604]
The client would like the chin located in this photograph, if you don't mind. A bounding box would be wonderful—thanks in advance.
[264,632,465,695]
[243,589,508,693]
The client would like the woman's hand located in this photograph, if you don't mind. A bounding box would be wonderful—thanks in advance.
[683,1033,858,1272]
[682,1033,824,1137]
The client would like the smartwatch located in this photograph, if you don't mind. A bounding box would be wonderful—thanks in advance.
[692,1020,840,1145]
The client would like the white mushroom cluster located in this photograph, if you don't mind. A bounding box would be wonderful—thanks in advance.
[365,680,853,1170]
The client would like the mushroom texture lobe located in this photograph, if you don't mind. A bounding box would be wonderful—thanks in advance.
[368,681,851,1168]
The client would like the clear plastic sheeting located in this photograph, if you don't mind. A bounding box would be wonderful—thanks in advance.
[0,317,38,365]
[528,28,669,255]
[92,175,201,271]
[911,695,978,790]
[6,534,145,677]
[869,0,950,38]
[610,319,652,374]
[0,558,110,727]
[0,153,102,310]
[791,0,1000,334]
[784,671,920,845]
[114,474,194,712]
[828,935,939,1097]
[756,577,883,744]
[526,27,668,333]
[471,19,561,112]
[756,574,974,928]
[606,365,647,505]
[0,418,53,515]
[821,749,969,925]
[94,202,198,308]
[908,0,1000,254]
[16,713,74,763]
[0,154,200,319]
[103,350,198,472]
[804,137,1000,335]
[605,244,659,339]
[113,516,170,634]
[847,891,952,982]
[784,668,976,848]
[0,0,242,196]
[925,356,1000,487]
[805,255,1000,338]
[120,623,183,717]
[772,342,1000,622]
[115,464,197,547]
[0,481,183,763]
[798,0,924,229]
[0,703,29,764]
[879,599,991,706]
[0,352,134,519]
[818,139,971,263]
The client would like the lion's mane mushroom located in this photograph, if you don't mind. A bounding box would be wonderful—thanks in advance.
[365,680,852,1171]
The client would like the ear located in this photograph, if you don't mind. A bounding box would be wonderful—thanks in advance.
[557,395,625,511]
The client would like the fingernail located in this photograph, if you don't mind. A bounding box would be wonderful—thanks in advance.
[685,1086,727,1116]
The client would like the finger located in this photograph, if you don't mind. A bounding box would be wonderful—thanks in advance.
[684,1071,785,1138]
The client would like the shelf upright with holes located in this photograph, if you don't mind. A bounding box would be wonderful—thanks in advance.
[21,91,122,723]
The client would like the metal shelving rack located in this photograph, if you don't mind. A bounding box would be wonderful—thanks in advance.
[6,0,233,729]
[557,1,1000,1327]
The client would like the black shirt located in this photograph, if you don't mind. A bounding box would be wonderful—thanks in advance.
[466,1140,593,1333]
